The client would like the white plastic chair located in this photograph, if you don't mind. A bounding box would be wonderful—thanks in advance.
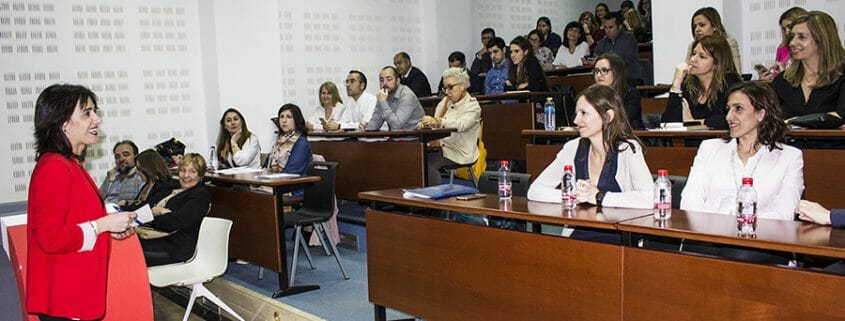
[147,217,245,321]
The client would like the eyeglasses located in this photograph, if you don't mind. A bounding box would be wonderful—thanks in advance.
[443,83,462,92]
[592,68,612,75]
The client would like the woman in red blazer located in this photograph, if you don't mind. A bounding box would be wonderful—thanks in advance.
[28,84,138,321]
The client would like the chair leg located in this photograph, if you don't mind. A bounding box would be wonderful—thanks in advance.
[258,266,263,280]
[313,223,331,256]
[322,222,350,280]
[191,283,246,321]
[297,228,315,269]
[182,284,199,321]
[290,226,302,287]
[468,166,477,188]
[449,169,455,184]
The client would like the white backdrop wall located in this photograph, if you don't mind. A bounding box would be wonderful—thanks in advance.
[0,0,207,203]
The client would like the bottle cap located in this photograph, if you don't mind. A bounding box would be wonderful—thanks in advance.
[564,165,573,171]
[658,169,668,176]
[546,97,553,101]
[742,177,753,185]
[500,160,508,166]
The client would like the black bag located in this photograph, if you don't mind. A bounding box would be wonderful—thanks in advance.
[154,138,186,166]
[789,113,844,129]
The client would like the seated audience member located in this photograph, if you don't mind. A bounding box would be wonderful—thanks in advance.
[471,28,496,75]
[592,12,644,85]
[580,11,604,50]
[216,108,261,169]
[368,66,425,131]
[759,7,807,80]
[419,68,481,185]
[139,153,211,267]
[100,140,144,203]
[638,0,652,30]
[268,104,312,176]
[593,53,643,129]
[772,11,845,121]
[394,52,432,98]
[798,200,845,229]
[661,35,740,129]
[120,149,177,211]
[687,7,741,73]
[505,36,549,92]
[552,21,590,68]
[307,81,346,131]
[681,81,803,221]
[536,16,562,55]
[528,84,653,209]
[340,70,379,130]
[528,29,555,68]
[438,51,483,94]
[484,37,509,95]
[595,3,610,29]
[620,0,635,12]
[623,8,650,43]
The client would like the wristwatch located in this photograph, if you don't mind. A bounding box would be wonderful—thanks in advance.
[595,191,606,207]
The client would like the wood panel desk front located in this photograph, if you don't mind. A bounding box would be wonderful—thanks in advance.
[361,189,845,320]
[309,129,453,200]
[524,129,845,208]
[205,172,319,297]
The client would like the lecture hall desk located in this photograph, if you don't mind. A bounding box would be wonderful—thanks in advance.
[359,188,845,321]
[523,129,845,209]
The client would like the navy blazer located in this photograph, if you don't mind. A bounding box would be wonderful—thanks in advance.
[402,66,433,98]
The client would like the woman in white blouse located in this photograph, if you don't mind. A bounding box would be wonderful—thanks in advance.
[307,81,346,131]
[215,108,261,168]
[551,21,591,68]
[528,84,653,209]
[681,81,804,220]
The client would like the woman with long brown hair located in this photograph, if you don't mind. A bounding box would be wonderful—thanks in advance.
[686,7,741,73]
[505,36,548,91]
[662,35,740,129]
[528,84,652,209]
[216,107,261,168]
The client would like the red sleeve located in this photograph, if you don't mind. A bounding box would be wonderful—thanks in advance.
[29,157,85,254]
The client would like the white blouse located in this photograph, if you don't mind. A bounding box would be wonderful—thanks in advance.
[680,138,804,220]
[527,138,654,209]
[226,133,261,168]
[307,102,347,129]
[552,42,590,68]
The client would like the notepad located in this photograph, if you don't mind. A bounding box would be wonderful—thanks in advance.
[255,173,300,179]
[402,184,479,200]
[215,167,263,175]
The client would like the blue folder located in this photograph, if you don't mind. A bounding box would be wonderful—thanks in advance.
[402,184,479,200]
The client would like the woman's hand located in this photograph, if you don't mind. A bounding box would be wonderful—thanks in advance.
[797,200,832,225]
[575,179,599,205]
[517,82,529,90]
[417,116,440,128]
[671,63,689,93]
[111,227,137,240]
[323,119,340,131]
[95,211,138,235]
[152,206,171,216]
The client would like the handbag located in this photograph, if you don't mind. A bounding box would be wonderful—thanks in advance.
[154,138,186,166]
[788,113,844,129]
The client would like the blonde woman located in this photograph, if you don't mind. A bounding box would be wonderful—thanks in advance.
[307,81,346,131]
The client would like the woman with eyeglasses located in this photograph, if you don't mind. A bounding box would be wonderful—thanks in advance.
[418,68,481,185]
[580,11,604,51]
[661,35,740,129]
[505,36,549,92]
[593,53,643,129]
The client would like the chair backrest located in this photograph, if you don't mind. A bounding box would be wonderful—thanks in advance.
[300,161,338,219]
[478,171,532,197]
[186,217,233,279]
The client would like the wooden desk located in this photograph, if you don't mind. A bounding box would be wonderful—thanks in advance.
[205,172,319,297]
[544,65,593,77]
[546,73,593,94]
[523,129,845,208]
[618,210,845,320]
[418,91,562,107]
[361,189,845,320]
[309,129,453,200]
[360,189,652,321]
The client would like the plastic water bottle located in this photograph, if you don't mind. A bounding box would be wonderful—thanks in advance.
[736,177,758,236]
[498,160,512,200]
[209,145,218,171]
[544,97,556,130]
[561,164,575,208]
[654,169,672,220]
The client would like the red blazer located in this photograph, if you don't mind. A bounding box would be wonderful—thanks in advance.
[27,153,111,320]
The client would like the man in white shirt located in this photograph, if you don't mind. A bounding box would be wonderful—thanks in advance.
[340,70,379,130]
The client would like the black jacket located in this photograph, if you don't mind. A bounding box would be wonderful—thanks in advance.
[402,66,433,98]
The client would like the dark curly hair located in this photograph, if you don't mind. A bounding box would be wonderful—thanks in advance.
[34,84,98,161]
[722,81,789,151]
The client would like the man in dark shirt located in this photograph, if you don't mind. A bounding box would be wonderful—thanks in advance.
[470,28,495,75]
[394,52,433,98]
[594,12,644,85]
[438,51,484,94]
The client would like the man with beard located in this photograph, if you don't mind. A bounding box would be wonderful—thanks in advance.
[99,140,143,203]
[367,66,425,131]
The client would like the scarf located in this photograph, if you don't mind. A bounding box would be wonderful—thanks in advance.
[268,131,301,172]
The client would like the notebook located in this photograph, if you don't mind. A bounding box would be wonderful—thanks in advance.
[402,184,479,200]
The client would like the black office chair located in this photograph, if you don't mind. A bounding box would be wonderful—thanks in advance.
[441,159,478,188]
[283,161,349,286]
[478,171,532,197]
